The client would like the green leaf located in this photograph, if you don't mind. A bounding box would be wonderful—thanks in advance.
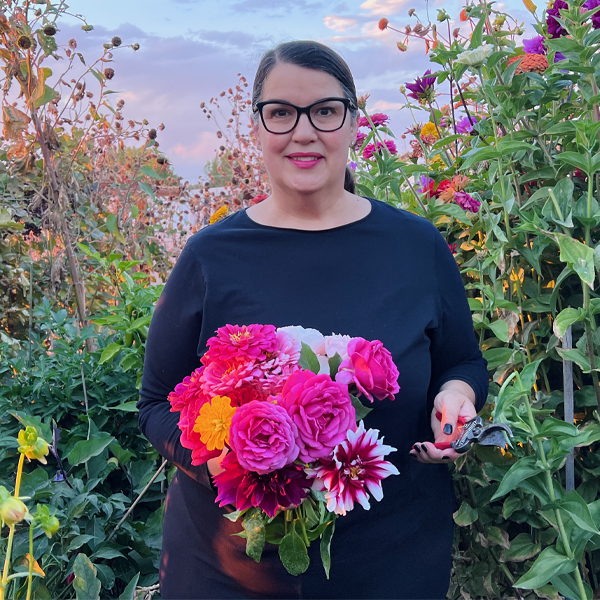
[127,315,152,331]
[557,235,595,289]
[483,348,514,370]
[67,535,97,552]
[515,547,576,589]
[491,456,539,500]
[556,348,596,372]
[470,15,486,48]
[118,572,140,600]
[138,180,156,201]
[299,342,320,374]
[328,353,342,378]
[350,394,373,421]
[66,434,115,466]
[243,509,266,563]
[551,572,594,600]
[99,343,122,364]
[319,515,336,579]
[538,416,578,438]
[488,319,509,342]
[554,307,585,338]
[278,521,310,576]
[555,151,593,176]
[453,501,478,526]
[140,165,163,179]
[108,400,138,412]
[72,553,101,600]
[503,532,541,562]
[557,490,600,534]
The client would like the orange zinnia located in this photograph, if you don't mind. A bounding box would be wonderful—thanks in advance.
[193,396,237,452]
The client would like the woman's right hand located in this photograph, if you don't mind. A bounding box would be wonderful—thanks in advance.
[207,447,228,477]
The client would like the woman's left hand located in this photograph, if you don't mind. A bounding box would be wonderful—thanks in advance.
[410,381,478,464]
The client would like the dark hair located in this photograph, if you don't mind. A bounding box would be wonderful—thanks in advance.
[252,40,358,193]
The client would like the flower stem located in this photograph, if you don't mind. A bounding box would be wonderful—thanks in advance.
[26,524,34,600]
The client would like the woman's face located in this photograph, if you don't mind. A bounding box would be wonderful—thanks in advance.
[255,62,358,197]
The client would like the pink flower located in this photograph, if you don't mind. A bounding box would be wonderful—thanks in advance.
[277,326,326,355]
[257,329,302,394]
[278,370,356,463]
[306,421,399,516]
[335,338,399,402]
[324,334,352,360]
[203,324,279,365]
[358,113,390,128]
[355,131,367,149]
[230,400,299,474]
[168,367,205,412]
[361,140,397,160]
[214,452,311,517]
[454,191,481,212]
[201,359,261,398]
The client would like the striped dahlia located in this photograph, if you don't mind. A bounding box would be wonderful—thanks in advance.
[306,422,399,516]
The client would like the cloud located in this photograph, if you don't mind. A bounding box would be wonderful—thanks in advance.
[190,29,261,49]
[358,0,411,16]
[323,15,359,31]
[231,0,323,13]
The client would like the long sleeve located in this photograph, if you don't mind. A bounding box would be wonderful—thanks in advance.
[137,241,212,488]
[428,232,489,412]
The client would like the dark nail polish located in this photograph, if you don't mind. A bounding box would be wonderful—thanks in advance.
[414,445,421,453]
[422,445,428,453]
[409,453,418,459]
[443,424,453,435]
[442,456,450,460]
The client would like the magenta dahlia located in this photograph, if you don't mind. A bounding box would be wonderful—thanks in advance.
[214,453,312,517]
[306,422,399,516]
[203,324,279,365]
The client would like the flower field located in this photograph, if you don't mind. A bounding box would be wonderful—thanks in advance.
[1,0,600,598]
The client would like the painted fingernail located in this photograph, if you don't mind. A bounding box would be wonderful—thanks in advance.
[422,445,428,453]
[443,424,453,435]
[414,445,421,453]
[409,452,418,459]
[442,455,450,460]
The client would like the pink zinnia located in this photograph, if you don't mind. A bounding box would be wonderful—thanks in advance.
[229,400,299,474]
[202,324,279,365]
[336,338,399,402]
[454,191,481,212]
[355,131,367,149]
[214,452,311,517]
[358,113,390,128]
[362,140,397,160]
[278,370,356,463]
[168,367,205,412]
[201,359,261,399]
[306,422,399,516]
[258,330,302,395]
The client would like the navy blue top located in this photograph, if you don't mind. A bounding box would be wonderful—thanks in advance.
[138,197,488,599]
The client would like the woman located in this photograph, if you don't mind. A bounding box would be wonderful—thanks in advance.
[138,40,488,599]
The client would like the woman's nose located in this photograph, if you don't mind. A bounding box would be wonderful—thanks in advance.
[292,113,318,141]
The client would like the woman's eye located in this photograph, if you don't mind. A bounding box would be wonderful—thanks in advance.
[269,108,292,118]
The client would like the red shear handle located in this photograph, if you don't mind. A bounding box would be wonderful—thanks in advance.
[433,412,467,450]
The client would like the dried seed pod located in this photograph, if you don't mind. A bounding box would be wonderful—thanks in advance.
[43,25,57,36]
[17,35,32,49]
[111,36,122,47]
[104,68,115,79]
[148,128,157,139]
[132,43,140,51]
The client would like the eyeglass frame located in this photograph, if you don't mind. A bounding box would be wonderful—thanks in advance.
[253,97,357,134]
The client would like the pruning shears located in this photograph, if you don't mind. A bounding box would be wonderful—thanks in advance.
[432,412,513,454]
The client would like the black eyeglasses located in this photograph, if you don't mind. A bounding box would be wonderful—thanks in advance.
[254,97,356,134]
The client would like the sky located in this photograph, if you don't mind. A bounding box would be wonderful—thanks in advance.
[58,0,531,183]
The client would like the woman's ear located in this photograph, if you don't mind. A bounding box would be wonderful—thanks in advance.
[252,119,262,150]
[349,113,360,145]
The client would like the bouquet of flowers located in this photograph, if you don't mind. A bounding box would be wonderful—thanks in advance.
[168,324,400,577]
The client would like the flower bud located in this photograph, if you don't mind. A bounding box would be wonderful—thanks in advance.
[132,43,140,51]
[0,496,28,527]
[378,18,389,30]
[399,85,406,94]
[81,24,94,32]
[408,8,416,16]
[357,93,370,110]
[18,427,49,464]
[437,9,449,21]
[39,514,60,538]
[453,27,460,38]
[397,41,407,51]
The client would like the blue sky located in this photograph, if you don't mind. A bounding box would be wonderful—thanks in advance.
[61,0,530,182]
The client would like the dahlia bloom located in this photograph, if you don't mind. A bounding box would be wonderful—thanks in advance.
[547,0,568,38]
[335,337,399,402]
[419,122,439,140]
[455,191,481,212]
[523,35,546,55]
[362,140,397,160]
[455,116,477,135]
[214,453,311,518]
[193,395,236,452]
[203,324,279,365]
[278,370,356,463]
[405,70,436,103]
[358,113,390,128]
[306,422,399,516]
[229,400,299,474]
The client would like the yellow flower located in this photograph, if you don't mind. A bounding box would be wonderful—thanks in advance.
[209,206,228,225]
[17,426,49,464]
[420,122,439,140]
[193,396,236,451]
[430,155,445,166]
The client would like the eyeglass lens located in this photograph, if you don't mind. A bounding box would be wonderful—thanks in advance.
[261,100,346,133]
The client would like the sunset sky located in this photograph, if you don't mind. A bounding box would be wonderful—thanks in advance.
[61,0,530,182]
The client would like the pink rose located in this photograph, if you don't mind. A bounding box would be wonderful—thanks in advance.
[230,400,299,474]
[335,338,399,402]
[278,370,356,463]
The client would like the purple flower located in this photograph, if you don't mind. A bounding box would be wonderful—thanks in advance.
[405,70,436,103]
[523,35,546,54]
[454,191,481,212]
[584,0,600,29]
[547,0,569,38]
[554,51,566,62]
[415,175,435,197]
[456,116,478,135]
[230,400,299,474]
[214,453,311,517]
[348,161,357,171]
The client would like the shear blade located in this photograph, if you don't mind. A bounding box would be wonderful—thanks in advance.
[478,430,508,447]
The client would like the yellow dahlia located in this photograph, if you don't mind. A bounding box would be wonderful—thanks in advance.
[420,122,439,140]
[193,396,236,451]
[209,206,228,225]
